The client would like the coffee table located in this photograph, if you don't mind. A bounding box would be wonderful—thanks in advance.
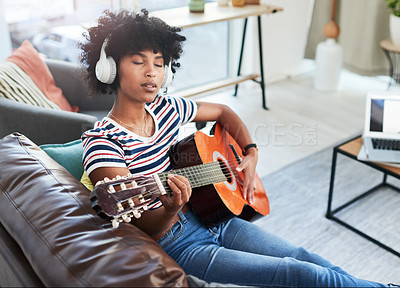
[326,135,400,257]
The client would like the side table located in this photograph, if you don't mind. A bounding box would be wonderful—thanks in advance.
[380,39,400,89]
[326,135,400,257]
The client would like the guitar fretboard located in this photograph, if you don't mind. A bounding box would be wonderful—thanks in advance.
[158,161,227,193]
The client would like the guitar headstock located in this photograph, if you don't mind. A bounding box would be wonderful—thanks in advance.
[90,173,166,228]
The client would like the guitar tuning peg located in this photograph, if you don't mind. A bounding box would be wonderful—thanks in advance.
[133,211,141,219]
[108,185,116,193]
[128,199,135,208]
[122,214,131,223]
[95,180,104,186]
[126,173,132,178]
[142,205,148,211]
[131,180,137,187]
[112,218,120,228]
[138,195,145,203]
[117,203,124,212]
[116,175,121,180]
[120,183,127,190]
[104,177,110,182]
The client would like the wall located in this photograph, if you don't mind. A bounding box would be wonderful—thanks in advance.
[230,0,315,84]
[0,0,12,61]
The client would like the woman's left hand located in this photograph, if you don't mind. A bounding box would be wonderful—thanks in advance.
[236,149,258,204]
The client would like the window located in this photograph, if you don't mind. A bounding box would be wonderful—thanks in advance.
[135,0,230,93]
[5,0,229,92]
[170,22,229,93]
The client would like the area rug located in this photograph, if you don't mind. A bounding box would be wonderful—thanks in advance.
[256,145,400,283]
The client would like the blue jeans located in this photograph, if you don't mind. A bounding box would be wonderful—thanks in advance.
[157,210,385,287]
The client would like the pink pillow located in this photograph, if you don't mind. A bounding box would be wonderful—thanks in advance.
[6,40,78,112]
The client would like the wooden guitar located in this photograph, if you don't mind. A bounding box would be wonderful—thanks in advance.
[90,123,269,228]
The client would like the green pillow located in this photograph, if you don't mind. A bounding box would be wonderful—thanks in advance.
[40,139,84,180]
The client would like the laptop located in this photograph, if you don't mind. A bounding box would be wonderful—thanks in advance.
[358,91,400,163]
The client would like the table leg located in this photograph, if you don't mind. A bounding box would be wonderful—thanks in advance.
[257,15,267,110]
[326,147,338,218]
[382,48,394,90]
[234,18,248,97]
[234,16,268,109]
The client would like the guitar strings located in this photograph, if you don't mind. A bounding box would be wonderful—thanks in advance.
[159,159,245,191]
[163,164,225,183]
[115,159,248,210]
[169,159,242,176]
[139,159,244,190]
[170,160,243,178]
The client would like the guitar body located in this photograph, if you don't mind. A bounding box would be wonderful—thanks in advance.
[169,123,269,227]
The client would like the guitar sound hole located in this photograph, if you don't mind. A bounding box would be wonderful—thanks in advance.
[218,159,232,183]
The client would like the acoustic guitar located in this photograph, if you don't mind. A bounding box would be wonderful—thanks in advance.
[90,123,269,228]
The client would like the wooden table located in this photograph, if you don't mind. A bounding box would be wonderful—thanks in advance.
[151,2,283,109]
[326,135,400,257]
[380,39,400,89]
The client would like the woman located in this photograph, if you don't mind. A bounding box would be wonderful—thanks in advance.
[81,9,390,287]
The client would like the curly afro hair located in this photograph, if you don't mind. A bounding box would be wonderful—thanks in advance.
[80,9,186,95]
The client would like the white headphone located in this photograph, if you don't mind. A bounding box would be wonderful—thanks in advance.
[95,37,173,88]
[95,38,116,84]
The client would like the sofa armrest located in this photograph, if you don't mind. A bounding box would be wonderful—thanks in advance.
[45,59,115,111]
[0,97,96,145]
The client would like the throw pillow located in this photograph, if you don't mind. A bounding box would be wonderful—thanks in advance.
[80,171,94,191]
[6,40,78,112]
[0,61,61,109]
[40,139,84,180]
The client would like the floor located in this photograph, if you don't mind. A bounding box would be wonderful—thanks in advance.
[188,61,400,284]
[191,60,396,178]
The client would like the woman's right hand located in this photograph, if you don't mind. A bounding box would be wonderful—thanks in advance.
[159,174,192,214]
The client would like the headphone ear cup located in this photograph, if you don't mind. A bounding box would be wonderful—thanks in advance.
[95,39,117,84]
[95,56,117,84]
[161,63,173,88]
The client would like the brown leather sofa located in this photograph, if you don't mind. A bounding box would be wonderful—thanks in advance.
[0,133,188,287]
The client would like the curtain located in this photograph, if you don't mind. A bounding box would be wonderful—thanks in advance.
[305,0,392,76]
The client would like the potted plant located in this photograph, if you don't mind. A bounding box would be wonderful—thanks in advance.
[385,0,400,46]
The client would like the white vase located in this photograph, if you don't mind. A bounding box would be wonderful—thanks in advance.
[390,14,400,47]
[314,39,342,92]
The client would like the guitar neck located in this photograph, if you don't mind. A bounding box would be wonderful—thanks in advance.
[158,161,227,192]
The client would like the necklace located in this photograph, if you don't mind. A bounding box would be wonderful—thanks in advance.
[108,112,151,136]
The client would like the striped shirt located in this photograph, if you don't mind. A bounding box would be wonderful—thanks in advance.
[82,95,197,209]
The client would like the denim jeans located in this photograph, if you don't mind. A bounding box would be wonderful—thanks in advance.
[157,210,385,287]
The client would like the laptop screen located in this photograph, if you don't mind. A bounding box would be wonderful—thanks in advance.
[370,98,400,134]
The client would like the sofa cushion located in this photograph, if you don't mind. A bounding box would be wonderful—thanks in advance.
[40,139,84,180]
[6,40,78,112]
[0,133,187,287]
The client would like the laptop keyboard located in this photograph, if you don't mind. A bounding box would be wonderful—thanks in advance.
[372,138,400,151]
